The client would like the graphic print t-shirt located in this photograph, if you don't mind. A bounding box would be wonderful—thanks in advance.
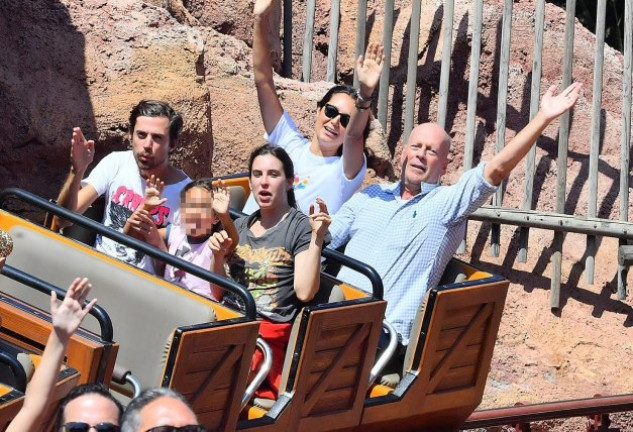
[82,151,190,273]
[223,208,313,323]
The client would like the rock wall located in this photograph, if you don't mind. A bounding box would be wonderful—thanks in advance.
[2,1,633,428]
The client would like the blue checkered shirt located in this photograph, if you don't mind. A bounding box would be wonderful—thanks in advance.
[329,163,497,344]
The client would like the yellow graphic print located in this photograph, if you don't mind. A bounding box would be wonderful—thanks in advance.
[230,244,293,311]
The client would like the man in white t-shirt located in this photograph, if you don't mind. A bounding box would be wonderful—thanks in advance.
[53,100,190,272]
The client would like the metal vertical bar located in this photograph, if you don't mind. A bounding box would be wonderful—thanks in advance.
[378,0,395,129]
[457,0,484,255]
[618,0,633,300]
[283,0,293,77]
[490,0,513,257]
[302,0,316,82]
[354,0,368,88]
[437,0,455,128]
[551,0,577,309]
[586,0,607,284]
[404,0,422,143]
[327,0,341,83]
[517,0,545,263]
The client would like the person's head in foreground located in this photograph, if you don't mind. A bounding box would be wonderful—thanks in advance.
[120,387,204,432]
[57,383,123,432]
[248,144,296,211]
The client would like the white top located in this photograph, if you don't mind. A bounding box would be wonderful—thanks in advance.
[82,150,190,273]
[243,111,367,215]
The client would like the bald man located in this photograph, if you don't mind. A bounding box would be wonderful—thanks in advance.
[121,388,203,432]
[329,83,582,354]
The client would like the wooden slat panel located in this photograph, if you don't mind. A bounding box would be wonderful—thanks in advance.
[310,344,363,373]
[307,365,360,391]
[167,321,259,432]
[431,343,483,370]
[314,325,358,351]
[432,365,478,393]
[308,386,356,416]
[439,305,482,329]
[437,324,486,351]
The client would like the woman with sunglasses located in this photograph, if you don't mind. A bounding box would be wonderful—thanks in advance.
[243,0,384,216]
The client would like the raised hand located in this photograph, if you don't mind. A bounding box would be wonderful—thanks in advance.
[309,198,331,239]
[212,180,231,216]
[356,42,385,96]
[70,127,95,174]
[208,230,234,258]
[51,277,96,343]
[143,175,167,210]
[254,0,275,17]
[539,82,582,121]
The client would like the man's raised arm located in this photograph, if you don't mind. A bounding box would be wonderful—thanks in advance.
[484,82,582,186]
[52,127,98,230]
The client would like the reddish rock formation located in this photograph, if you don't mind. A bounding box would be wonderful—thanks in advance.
[1,1,632,429]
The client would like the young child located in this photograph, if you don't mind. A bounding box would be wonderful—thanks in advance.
[6,277,97,432]
[125,176,238,300]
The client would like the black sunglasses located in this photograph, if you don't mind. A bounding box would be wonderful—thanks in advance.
[324,104,351,128]
[62,422,120,432]
[145,426,206,432]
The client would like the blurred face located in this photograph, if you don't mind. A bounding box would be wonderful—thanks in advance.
[314,92,356,156]
[131,116,172,175]
[400,123,450,188]
[250,154,293,210]
[137,397,199,431]
[181,186,216,238]
[62,393,120,430]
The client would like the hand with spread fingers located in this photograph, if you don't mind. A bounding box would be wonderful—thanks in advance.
[356,42,385,97]
[540,82,582,121]
[70,127,95,175]
[126,210,161,246]
[51,277,97,343]
[309,198,331,239]
[212,180,231,217]
[143,175,167,210]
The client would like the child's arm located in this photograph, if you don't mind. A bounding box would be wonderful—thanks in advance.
[207,230,234,301]
[212,181,239,254]
[6,278,96,432]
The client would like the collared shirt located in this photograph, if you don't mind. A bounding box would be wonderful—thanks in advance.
[329,163,497,344]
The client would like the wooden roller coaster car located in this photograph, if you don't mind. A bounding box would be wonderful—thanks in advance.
[0,186,508,431]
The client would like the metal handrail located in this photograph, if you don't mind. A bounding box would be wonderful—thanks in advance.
[463,393,633,428]
[241,338,273,409]
[1,264,114,342]
[0,188,257,320]
[367,320,398,386]
[229,209,384,300]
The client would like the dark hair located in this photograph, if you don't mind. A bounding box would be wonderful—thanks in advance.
[180,179,213,201]
[316,85,372,155]
[248,144,297,208]
[56,383,124,430]
[129,100,183,144]
[121,387,196,432]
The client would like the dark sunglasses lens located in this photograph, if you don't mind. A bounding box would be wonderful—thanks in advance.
[324,104,350,127]
[64,423,90,432]
[95,423,120,432]
[324,104,338,119]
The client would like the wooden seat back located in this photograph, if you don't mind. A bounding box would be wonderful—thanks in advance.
[0,383,23,430]
[360,258,509,432]
[239,273,386,432]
